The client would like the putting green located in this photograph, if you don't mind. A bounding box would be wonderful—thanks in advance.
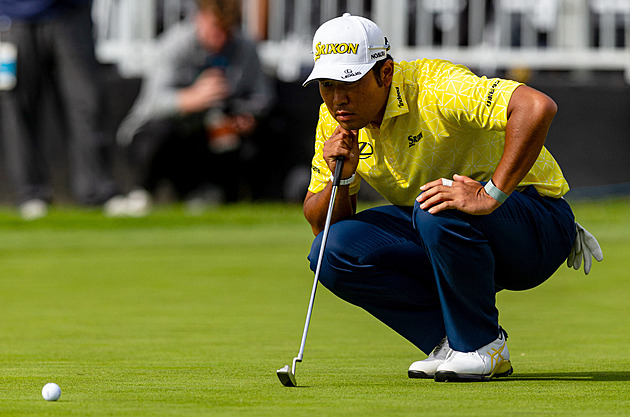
[0,200,628,416]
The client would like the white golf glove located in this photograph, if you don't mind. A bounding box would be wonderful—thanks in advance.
[567,222,603,275]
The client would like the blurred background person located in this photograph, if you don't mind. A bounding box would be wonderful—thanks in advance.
[0,0,123,220]
[115,0,275,216]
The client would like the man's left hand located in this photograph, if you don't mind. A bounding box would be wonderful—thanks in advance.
[417,174,501,215]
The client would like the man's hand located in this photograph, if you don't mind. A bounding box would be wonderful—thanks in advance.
[178,68,230,114]
[417,174,501,215]
[322,125,360,180]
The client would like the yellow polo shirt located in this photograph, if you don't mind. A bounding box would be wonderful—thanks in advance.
[308,59,569,205]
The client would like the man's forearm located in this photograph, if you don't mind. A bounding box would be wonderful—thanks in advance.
[303,185,356,236]
[492,85,558,195]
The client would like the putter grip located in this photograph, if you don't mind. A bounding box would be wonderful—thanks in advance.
[332,157,345,187]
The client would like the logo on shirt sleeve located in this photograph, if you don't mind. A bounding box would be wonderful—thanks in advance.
[485,80,501,107]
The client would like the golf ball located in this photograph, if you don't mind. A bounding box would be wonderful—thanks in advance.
[42,383,61,401]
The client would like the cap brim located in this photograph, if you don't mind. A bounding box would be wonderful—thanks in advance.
[302,62,377,87]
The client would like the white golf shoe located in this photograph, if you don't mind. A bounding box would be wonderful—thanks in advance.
[434,327,513,382]
[408,336,451,379]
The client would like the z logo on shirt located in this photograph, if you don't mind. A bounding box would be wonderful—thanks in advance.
[359,142,373,159]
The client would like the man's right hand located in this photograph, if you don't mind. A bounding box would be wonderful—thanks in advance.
[177,68,230,114]
[323,125,360,180]
[304,126,359,236]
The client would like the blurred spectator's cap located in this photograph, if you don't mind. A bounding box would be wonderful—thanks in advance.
[303,13,390,86]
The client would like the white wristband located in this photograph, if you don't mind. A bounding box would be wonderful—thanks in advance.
[338,173,355,186]
[484,179,510,203]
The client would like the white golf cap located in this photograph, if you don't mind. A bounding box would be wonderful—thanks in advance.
[303,13,390,86]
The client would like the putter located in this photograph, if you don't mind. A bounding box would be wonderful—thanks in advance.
[277,157,345,387]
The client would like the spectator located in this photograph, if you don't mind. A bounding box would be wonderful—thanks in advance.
[115,0,275,216]
[0,0,123,220]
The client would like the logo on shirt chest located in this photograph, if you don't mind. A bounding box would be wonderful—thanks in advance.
[407,132,423,148]
[359,142,373,159]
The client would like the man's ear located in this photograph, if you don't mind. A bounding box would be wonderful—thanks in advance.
[381,60,394,87]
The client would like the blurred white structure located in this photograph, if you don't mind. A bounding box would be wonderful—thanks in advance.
[93,0,630,82]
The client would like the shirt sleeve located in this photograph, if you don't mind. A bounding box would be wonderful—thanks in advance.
[133,24,197,119]
[430,62,522,132]
[116,23,195,143]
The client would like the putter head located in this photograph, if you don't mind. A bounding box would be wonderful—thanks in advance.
[276,365,297,387]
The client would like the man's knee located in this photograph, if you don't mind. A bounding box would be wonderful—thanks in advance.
[413,202,456,246]
[308,233,323,272]
[308,222,355,290]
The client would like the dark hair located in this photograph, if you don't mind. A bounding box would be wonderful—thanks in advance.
[372,54,394,87]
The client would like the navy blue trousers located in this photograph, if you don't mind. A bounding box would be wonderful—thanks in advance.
[308,187,575,354]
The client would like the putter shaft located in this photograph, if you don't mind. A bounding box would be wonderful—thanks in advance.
[277,157,345,387]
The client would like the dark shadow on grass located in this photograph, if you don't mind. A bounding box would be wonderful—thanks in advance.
[499,371,630,382]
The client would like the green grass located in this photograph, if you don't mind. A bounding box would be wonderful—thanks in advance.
[0,199,628,416]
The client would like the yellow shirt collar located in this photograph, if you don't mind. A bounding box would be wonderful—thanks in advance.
[382,64,409,122]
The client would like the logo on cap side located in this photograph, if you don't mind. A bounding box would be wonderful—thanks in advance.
[371,51,386,60]
[314,42,360,62]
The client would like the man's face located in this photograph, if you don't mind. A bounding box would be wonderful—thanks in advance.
[318,65,392,131]
[195,10,229,52]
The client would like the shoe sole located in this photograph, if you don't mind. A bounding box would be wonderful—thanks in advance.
[408,370,434,379]
[434,361,513,382]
